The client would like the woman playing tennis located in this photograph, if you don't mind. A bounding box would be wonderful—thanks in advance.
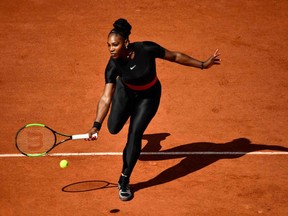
[86,18,221,201]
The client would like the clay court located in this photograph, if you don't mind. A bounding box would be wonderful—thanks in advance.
[1,0,288,215]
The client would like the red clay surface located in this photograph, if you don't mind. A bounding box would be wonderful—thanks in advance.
[1,0,288,215]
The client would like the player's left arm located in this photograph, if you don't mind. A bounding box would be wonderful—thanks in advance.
[163,49,221,70]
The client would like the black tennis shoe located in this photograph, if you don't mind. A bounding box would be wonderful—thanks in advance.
[118,174,132,201]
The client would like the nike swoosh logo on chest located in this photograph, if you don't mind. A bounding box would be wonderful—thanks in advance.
[130,65,136,70]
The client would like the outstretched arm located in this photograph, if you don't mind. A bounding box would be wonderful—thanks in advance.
[86,83,115,140]
[163,49,221,70]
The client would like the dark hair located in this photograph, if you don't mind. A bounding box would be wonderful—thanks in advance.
[109,18,132,39]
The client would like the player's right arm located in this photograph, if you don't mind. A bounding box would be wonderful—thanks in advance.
[95,83,115,123]
[86,83,115,140]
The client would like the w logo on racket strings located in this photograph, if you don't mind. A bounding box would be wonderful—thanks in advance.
[27,131,43,150]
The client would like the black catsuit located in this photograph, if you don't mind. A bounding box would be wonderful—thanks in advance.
[105,41,165,178]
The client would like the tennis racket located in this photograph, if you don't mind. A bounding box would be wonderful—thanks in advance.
[15,123,97,157]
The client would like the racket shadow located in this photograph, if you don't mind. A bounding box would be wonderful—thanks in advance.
[132,133,288,193]
[62,180,118,193]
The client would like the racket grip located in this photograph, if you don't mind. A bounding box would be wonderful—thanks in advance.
[72,133,98,140]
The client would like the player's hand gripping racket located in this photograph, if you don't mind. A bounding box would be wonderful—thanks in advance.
[15,123,97,157]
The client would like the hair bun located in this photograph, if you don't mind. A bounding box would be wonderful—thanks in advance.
[113,18,132,38]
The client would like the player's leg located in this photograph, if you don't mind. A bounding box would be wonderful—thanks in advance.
[118,82,161,200]
[108,79,132,134]
[122,82,161,177]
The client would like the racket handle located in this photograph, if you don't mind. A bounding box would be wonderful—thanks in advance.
[72,133,98,140]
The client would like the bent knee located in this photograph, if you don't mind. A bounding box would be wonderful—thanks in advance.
[108,128,120,135]
[108,124,122,135]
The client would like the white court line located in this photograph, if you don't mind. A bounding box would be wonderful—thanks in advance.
[0,151,288,157]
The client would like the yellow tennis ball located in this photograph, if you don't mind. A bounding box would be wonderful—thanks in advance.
[60,159,69,168]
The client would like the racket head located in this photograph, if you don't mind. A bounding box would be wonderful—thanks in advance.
[15,123,56,157]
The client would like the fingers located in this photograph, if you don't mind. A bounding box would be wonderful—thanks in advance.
[213,49,221,57]
[213,49,221,63]
[84,131,98,141]
[91,133,98,140]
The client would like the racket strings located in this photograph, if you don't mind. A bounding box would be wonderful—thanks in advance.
[16,126,55,154]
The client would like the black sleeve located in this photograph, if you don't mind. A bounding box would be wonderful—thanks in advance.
[142,41,166,59]
[104,59,119,84]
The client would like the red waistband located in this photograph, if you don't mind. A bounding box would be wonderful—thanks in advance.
[124,76,158,91]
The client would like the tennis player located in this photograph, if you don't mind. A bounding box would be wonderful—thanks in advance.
[86,18,221,201]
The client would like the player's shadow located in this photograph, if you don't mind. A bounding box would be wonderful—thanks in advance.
[133,133,288,192]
